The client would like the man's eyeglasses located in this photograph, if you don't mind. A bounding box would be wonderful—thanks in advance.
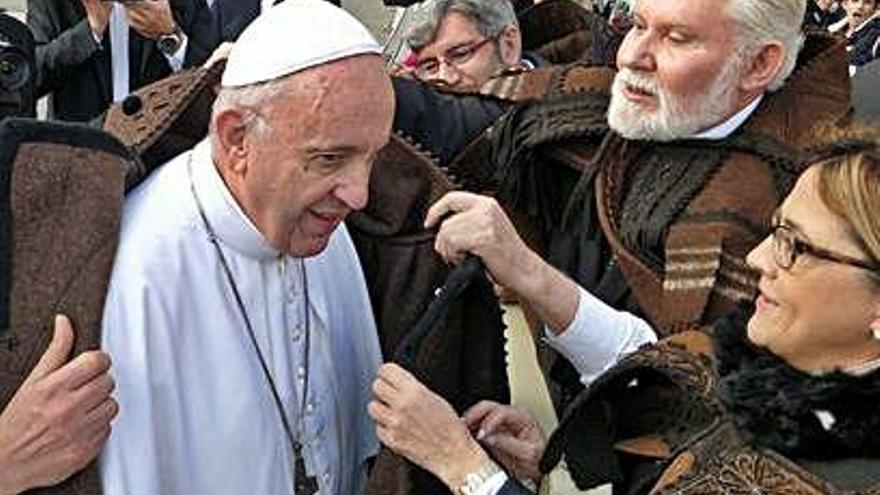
[414,36,497,79]
[770,224,879,272]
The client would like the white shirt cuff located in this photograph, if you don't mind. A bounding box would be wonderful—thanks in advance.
[544,287,657,386]
[164,33,188,72]
[471,471,510,495]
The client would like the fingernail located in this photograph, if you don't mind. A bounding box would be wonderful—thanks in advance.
[476,429,486,440]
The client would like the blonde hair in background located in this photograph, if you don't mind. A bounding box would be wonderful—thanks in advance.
[813,126,880,271]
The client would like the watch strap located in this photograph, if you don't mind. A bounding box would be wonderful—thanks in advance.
[459,460,503,495]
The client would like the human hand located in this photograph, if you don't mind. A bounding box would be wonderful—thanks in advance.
[368,363,490,491]
[125,0,176,39]
[425,192,540,295]
[464,401,547,483]
[80,0,112,38]
[0,316,118,495]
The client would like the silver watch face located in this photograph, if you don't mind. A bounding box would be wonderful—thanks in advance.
[158,34,179,55]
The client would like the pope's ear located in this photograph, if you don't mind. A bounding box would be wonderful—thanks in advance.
[213,108,249,174]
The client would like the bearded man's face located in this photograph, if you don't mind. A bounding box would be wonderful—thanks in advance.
[607,0,748,141]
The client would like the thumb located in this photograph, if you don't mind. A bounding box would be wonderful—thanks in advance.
[26,315,75,382]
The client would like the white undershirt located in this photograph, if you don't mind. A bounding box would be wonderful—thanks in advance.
[474,97,764,495]
[95,3,189,102]
[109,4,129,101]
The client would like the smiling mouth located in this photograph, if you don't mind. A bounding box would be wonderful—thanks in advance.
[621,82,657,105]
[627,84,654,96]
[755,290,780,311]
[309,210,345,233]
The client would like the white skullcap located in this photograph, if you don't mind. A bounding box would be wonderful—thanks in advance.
[222,0,382,88]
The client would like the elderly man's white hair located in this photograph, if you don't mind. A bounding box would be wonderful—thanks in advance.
[726,0,806,91]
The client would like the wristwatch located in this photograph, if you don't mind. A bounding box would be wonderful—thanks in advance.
[459,460,503,495]
[157,25,184,56]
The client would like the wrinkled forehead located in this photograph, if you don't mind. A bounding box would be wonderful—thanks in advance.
[632,0,735,26]
[419,11,484,54]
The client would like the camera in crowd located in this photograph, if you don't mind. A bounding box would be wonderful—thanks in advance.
[0,14,35,119]
[0,40,31,92]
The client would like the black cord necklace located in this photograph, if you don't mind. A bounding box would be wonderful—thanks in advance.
[188,156,319,494]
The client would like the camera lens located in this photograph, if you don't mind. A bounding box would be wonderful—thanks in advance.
[0,45,32,92]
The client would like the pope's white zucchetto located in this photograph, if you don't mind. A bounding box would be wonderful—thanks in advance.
[221,0,382,88]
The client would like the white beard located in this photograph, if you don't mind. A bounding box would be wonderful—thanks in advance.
[607,54,745,142]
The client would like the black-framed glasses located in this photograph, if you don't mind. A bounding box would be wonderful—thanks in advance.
[414,36,497,79]
[770,224,880,272]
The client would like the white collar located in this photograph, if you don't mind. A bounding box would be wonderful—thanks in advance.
[692,95,764,140]
[190,139,280,261]
[261,0,277,15]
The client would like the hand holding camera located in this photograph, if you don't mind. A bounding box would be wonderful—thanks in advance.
[80,0,112,39]
[123,0,177,41]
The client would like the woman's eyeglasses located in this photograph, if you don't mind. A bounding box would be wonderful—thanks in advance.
[770,224,879,272]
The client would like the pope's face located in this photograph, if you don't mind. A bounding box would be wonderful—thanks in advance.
[607,0,744,140]
[237,55,394,257]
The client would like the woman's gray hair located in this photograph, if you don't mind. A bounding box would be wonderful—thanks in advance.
[406,0,518,50]
[725,0,806,92]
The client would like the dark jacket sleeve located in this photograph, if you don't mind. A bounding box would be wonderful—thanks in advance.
[210,0,259,42]
[27,0,101,97]
[392,77,508,166]
[176,0,219,68]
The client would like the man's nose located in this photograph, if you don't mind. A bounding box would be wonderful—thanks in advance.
[335,162,371,211]
[436,61,462,87]
[617,29,657,73]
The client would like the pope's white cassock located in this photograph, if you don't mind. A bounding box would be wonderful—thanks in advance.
[99,139,383,494]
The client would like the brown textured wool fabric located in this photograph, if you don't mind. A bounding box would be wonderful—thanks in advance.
[0,119,140,495]
[518,0,623,66]
[596,33,851,335]
[495,32,851,340]
[546,312,880,494]
[103,61,225,173]
[350,135,510,495]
